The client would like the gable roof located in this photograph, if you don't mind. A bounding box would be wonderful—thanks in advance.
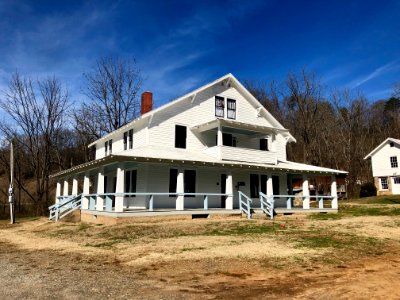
[364,137,400,159]
[88,73,295,147]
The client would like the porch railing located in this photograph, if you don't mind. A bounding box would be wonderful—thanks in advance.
[82,192,233,212]
[309,195,335,209]
[49,194,82,222]
[238,191,252,219]
[259,192,274,219]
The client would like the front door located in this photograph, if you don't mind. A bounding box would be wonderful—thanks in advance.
[392,177,400,194]
[221,174,227,208]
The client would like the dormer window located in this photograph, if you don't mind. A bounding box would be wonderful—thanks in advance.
[227,99,236,119]
[215,96,224,117]
[390,142,394,147]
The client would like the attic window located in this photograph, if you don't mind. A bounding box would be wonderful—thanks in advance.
[227,98,236,119]
[390,142,394,147]
[215,96,224,117]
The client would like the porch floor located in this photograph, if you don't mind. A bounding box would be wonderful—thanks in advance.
[274,207,338,214]
[82,208,242,218]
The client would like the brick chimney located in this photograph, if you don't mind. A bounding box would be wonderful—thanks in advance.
[141,91,153,115]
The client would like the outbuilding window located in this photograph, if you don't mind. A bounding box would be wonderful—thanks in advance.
[390,156,398,168]
[380,177,389,190]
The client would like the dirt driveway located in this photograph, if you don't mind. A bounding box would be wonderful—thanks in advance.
[1,210,400,299]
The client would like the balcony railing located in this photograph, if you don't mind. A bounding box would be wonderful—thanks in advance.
[204,146,278,164]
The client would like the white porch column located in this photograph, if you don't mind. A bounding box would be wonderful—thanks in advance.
[217,123,223,146]
[72,177,78,195]
[82,172,90,210]
[331,175,338,209]
[115,164,125,212]
[266,173,273,197]
[302,174,310,209]
[96,167,105,211]
[217,122,223,160]
[55,182,61,203]
[225,173,233,210]
[63,179,69,196]
[176,169,184,210]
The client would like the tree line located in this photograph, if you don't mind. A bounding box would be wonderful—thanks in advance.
[0,60,398,216]
[0,57,143,215]
[245,70,400,197]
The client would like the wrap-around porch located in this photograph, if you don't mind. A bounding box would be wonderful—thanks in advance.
[50,160,340,221]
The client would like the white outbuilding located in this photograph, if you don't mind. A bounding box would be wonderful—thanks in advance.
[364,138,400,195]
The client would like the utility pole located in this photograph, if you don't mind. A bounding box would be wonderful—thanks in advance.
[9,141,15,224]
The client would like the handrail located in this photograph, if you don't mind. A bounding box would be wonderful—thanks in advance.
[270,194,335,209]
[260,192,274,219]
[238,191,252,219]
[49,194,83,222]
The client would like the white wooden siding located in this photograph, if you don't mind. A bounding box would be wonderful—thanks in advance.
[93,83,289,163]
[370,143,400,177]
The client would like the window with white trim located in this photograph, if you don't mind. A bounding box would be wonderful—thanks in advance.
[227,98,236,119]
[104,139,112,156]
[390,156,398,168]
[394,177,400,184]
[124,129,134,150]
[380,177,389,190]
[215,96,224,117]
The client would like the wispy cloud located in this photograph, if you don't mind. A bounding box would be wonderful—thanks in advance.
[350,60,400,88]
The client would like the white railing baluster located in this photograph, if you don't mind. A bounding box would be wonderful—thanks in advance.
[149,194,154,211]
[203,195,208,210]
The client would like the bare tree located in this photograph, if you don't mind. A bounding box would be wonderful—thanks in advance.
[74,56,143,143]
[284,69,322,164]
[0,72,69,214]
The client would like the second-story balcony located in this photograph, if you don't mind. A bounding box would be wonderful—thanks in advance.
[191,118,289,164]
[204,145,278,164]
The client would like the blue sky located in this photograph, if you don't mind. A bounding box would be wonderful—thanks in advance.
[0,0,399,108]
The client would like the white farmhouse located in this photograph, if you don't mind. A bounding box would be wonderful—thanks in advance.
[364,138,400,195]
[50,74,347,222]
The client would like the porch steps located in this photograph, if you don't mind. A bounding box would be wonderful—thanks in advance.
[250,209,270,220]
